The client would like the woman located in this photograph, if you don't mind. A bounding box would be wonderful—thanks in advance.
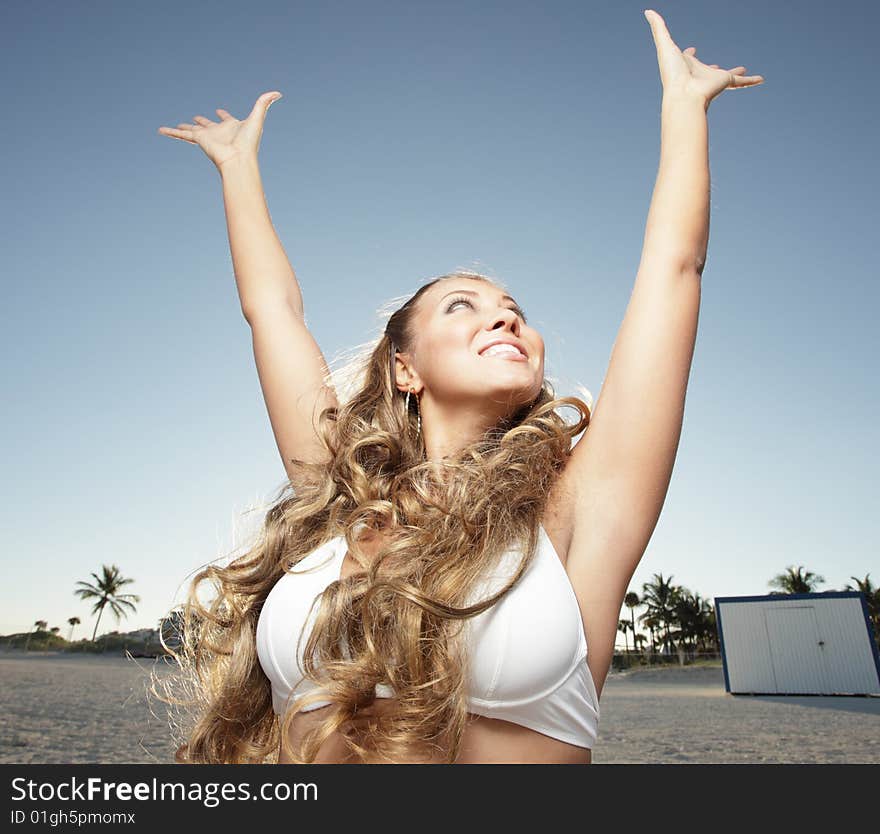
[156,10,763,764]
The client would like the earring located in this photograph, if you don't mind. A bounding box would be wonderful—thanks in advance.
[404,388,421,437]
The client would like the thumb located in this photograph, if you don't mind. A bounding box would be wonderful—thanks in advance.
[248,91,283,121]
[644,10,661,47]
[644,10,677,48]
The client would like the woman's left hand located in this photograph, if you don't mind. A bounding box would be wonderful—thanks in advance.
[645,9,764,108]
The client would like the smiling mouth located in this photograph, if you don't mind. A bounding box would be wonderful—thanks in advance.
[478,348,528,361]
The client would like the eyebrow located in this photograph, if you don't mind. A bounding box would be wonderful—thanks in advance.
[438,288,524,311]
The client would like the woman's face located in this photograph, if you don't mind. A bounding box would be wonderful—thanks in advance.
[403,278,545,417]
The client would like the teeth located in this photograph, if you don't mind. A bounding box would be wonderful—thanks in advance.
[482,344,523,358]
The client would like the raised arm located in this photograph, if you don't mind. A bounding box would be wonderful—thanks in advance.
[158,93,339,483]
[222,155,338,479]
[555,10,764,696]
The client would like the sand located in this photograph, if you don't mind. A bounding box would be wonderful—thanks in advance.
[594,664,879,764]
[1,652,877,764]
[0,652,179,765]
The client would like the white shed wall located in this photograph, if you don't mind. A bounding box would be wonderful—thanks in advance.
[716,593,880,695]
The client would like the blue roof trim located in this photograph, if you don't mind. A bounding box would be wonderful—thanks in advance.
[855,592,880,686]
[714,591,861,604]
[713,597,731,692]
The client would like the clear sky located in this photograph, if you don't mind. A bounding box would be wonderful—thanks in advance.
[1,0,876,643]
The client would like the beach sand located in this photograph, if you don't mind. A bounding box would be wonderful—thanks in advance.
[1,653,877,764]
[594,664,880,764]
[0,652,179,765]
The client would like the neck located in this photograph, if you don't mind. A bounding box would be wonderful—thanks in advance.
[418,391,521,462]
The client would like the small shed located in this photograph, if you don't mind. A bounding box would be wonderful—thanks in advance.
[714,591,880,695]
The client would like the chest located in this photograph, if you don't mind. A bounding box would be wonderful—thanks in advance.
[332,527,587,700]
[261,526,587,700]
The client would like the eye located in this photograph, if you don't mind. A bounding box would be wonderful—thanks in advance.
[445,295,474,313]
[445,295,528,323]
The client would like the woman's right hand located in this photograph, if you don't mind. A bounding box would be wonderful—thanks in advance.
[157,91,283,171]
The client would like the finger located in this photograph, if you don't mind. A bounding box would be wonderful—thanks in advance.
[193,115,215,125]
[729,66,764,83]
[733,75,765,87]
[216,108,235,120]
[684,46,696,56]
[157,127,197,145]
[644,9,681,50]
[727,68,764,87]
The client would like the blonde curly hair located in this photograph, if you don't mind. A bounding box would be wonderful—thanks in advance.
[154,270,591,763]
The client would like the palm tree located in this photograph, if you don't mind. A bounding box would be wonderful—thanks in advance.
[671,589,717,660]
[67,616,81,642]
[74,565,140,642]
[768,565,825,595]
[617,619,632,653]
[24,620,48,651]
[640,613,663,655]
[624,591,640,653]
[693,595,718,653]
[844,574,880,646]
[641,573,681,655]
[671,588,700,658]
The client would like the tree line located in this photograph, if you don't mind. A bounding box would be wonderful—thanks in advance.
[618,567,880,657]
[11,560,880,657]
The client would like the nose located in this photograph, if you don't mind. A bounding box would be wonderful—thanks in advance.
[488,307,521,334]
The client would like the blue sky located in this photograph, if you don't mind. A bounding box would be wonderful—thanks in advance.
[1,0,876,643]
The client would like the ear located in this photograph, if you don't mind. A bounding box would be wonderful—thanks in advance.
[394,351,422,394]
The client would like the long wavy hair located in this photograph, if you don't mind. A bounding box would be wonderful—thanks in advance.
[155,270,591,764]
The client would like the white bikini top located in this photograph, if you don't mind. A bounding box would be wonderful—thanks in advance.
[256,524,600,750]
